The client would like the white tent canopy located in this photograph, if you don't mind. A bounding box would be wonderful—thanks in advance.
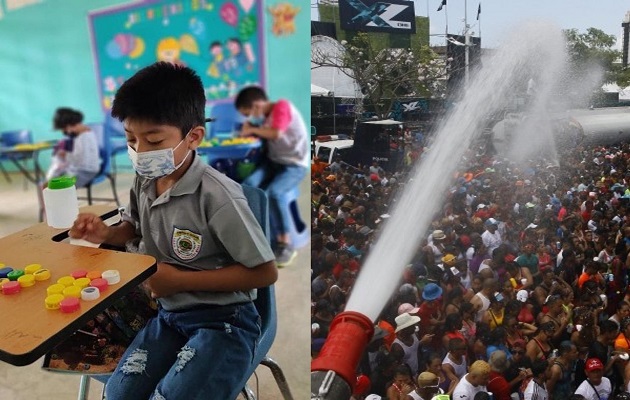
[311,83,331,96]
[602,83,630,100]
[311,35,363,99]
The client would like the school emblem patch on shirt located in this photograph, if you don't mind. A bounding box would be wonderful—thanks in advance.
[172,228,202,260]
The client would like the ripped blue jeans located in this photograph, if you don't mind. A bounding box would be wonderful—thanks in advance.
[104,302,260,400]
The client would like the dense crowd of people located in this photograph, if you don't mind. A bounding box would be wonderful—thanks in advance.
[311,131,630,400]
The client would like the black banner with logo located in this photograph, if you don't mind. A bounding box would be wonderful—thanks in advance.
[339,0,416,34]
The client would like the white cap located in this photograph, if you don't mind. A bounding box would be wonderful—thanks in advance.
[516,290,529,302]
[102,270,121,285]
[81,286,100,301]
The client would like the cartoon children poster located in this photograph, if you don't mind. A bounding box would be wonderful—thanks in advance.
[89,0,265,109]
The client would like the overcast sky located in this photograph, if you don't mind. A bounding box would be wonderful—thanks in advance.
[311,0,630,48]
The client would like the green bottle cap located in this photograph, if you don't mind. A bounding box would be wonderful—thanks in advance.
[48,176,76,190]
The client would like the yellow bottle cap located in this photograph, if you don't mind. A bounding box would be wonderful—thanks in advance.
[34,269,51,281]
[73,277,91,289]
[24,264,42,275]
[45,294,65,310]
[17,274,35,288]
[57,276,75,287]
[0,278,9,286]
[62,285,82,298]
[46,283,65,296]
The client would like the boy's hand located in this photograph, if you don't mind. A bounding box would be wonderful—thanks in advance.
[240,123,256,137]
[69,213,109,244]
[144,263,182,298]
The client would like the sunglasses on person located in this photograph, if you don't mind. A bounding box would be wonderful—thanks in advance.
[422,385,440,389]
[512,350,525,355]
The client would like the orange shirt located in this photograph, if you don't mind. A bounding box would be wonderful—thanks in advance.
[615,332,630,351]
[577,272,599,288]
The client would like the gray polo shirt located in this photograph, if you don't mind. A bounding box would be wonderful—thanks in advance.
[122,152,275,311]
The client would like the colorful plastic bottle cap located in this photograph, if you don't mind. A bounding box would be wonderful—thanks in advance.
[73,277,91,289]
[24,264,42,275]
[0,267,13,279]
[45,294,65,310]
[81,286,100,301]
[46,283,66,296]
[34,269,51,281]
[17,274,35,288]
[62,285,82,299]
[86,270,102,280]
[57,276,75,287]
[2,281,21,295]
[7,270,24,281]
[60,297,80,313]
[0,263,4,269]
[71,269,88,279]
[90,278,108,292]
[0,278,9,287]
[102,270,120,285]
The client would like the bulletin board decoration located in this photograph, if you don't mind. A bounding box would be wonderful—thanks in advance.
[88,0,266,110]
[267,2,300,37]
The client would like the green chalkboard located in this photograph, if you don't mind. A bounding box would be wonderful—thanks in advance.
[88,0,265,110]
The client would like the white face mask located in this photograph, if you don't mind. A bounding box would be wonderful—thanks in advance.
[128,133,191,178]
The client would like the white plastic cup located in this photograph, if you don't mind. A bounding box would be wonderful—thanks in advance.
[521,278,528,286]
[43,176,79,229]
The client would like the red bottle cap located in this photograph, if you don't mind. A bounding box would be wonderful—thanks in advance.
[71,269,88,279]
[60,297,80,313]
[2,281,21,295]
[90,278,108,292]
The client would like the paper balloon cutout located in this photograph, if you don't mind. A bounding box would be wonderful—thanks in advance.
[220,2,238,27]
[106,33,146,59]
[180,34,199,55]
[189,17,206,37]
[238,14,257,41]
[239,0,254,13]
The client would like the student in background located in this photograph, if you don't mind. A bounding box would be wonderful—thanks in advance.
[235,86,309,266]
[46,107,100,186]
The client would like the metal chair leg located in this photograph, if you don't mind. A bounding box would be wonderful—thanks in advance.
[107,174,120,206]
[242,384,256,400]
[0,161,11,183]
[77,375,90,400]
[87,185,93,205]
[261,356,294,400]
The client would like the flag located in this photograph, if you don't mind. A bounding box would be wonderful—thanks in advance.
[476,3,481,20]
[437,0,446,12]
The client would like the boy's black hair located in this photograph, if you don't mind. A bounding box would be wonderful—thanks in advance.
[53,107,83,130]
[234,86,268,110]
[111,62,205,137]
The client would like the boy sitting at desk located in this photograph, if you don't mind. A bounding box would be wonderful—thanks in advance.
[235,86,309,266]
[69,62,277,400]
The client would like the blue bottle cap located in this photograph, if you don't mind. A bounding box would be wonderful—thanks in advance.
[0,267,14,279]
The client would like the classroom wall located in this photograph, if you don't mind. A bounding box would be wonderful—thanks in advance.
[0,0,309,169]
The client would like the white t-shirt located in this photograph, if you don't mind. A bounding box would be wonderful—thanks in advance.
[574,378,612,400]
[392,335,420,376]
[481,229,502,255]
[524,379,548,400]
[443,353,468,379]
[452,374,485,400]
[67,130,100,174]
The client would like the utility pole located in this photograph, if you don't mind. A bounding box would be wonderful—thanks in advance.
[464,0,470,86]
